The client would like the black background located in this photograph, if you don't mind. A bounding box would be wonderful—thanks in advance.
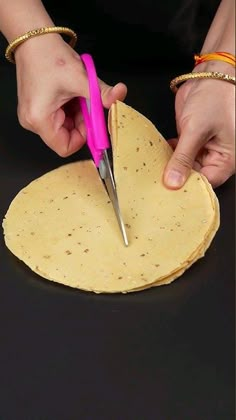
[0,1,235,419]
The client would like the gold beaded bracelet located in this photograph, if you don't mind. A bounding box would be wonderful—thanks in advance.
[170,71,236,93]
[5,26,78,64]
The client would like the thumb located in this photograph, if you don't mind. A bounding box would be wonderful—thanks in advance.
[99,80,127,108]
[71,60,127,107]
[163,128,202,189]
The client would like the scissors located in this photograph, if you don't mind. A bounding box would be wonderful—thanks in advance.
[79,53,129,247]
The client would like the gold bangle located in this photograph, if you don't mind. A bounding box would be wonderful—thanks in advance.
[170,71,236,93]
[5,26,78,64]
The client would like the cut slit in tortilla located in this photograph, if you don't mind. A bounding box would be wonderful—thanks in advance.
[2,101,220,293]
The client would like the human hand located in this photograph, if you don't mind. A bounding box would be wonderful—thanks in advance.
[163,64,235,189]
[15,35,127,156]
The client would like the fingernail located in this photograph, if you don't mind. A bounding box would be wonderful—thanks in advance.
[165,170,185,188]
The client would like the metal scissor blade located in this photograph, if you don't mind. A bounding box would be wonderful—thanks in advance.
[99,151,129,247]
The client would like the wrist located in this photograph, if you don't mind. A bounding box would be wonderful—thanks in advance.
[14,33,66,64]
[193,60,235,76]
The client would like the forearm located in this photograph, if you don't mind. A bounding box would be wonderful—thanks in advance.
[0,0,54,41]
[201,0,235,54]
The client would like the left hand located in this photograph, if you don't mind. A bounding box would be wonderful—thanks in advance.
[163,66,235,189]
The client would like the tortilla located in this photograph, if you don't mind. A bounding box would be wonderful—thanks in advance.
[2,101,220,293]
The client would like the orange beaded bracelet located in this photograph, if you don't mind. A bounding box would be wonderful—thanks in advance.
[194,52,236,67]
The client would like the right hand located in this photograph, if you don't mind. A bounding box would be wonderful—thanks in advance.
[15,34,127,157]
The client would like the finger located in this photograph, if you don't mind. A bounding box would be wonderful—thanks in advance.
[73,66,127,108]
[199,147,235,188]
[38,108,86,157]
[192,161,202,171]
[163,124,207,189]
[39,78,125,156]
[63,116,75,131]
[99,80,127,108]
[200,165,232,188]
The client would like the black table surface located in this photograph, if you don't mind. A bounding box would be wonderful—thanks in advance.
[0,60,235,420]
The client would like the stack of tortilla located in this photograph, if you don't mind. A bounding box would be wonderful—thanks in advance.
[2,101,220,293]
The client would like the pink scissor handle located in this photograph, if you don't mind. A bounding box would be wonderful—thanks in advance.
[79,54,109,167]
